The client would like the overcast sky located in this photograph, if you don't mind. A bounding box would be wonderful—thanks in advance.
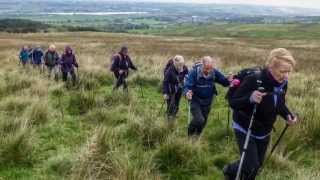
[132,0,320,9]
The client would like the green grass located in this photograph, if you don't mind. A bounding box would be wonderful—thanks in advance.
[0,32,319,179]
[130,23,320,40]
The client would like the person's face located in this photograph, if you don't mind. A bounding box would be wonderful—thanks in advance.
[203,63,214,75]
[175,65,183,73]
[269,61,293,83]
[122,49,128,56]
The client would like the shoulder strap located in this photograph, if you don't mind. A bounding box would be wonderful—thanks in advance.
[195,65,201,82]
[117,54,122,61]
[194,64,216,82]
[255,71,263,89]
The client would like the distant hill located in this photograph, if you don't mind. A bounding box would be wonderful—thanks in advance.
[1,0,320,24]
[0,19,51,33]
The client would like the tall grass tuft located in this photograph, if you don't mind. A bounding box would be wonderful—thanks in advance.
[0,96,33,115]
[82,107,128,126]
[126,115,169,149]
[26,99,49,125]
[70,126,124,180]
[68,90,97,115]
[0,118,34,166]
[153,137,211,179]
[3,72,35,95]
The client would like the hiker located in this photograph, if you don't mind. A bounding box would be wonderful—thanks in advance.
[223,48,298,180]
[44,44,60,80]
[110,46,137,92]
[184,56,233,138]
[60,46,79,85]
[31,45,44,71]
[162,55,189,126]
[19,45,30,67]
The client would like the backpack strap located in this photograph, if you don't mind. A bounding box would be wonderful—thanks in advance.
[194,63,215,82]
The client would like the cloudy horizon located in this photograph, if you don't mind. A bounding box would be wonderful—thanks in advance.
[109,0,320,9]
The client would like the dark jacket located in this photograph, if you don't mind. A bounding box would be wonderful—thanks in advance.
[229,68,292,136]
[60,47,78,73]
[32,48,44,65]
[184,64,230,106]
[110,53,137,74]
[44,51,59,67]
[163,64,188,95]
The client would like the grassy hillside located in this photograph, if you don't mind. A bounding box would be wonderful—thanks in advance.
[130,23,320,40]
[0,32,319,179]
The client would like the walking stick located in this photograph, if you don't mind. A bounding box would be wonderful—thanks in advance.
[236,87,264,180]
[227,107,231,137]
[158,100,166,116]
[264,124,289,165]
[139,81,144,98]
[187,100,191,125]
[270,124,289,156]
[259,123,290,175]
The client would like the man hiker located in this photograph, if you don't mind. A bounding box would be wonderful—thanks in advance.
[110,46,137,92]
[31,45,44,71]
[19,45,30,67]
[223,48,298,180]
[162,55,188,127]
[44,44,60,80]
[60,46,79,85]
[184,56,233,139]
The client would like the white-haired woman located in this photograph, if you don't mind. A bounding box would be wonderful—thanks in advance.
[224,48,298,180]
[163,55,189,127]
[44,44,60,80]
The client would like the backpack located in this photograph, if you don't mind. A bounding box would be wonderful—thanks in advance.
[192,61,216,82]
[163,59,174,75]
[110,54,122,72]
[225,66,262,102]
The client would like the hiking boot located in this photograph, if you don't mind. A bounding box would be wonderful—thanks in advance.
[223,165,231,180]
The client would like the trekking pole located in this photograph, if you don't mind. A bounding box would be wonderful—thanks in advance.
[265,124,289,163]
[135,73,144,98]
[235,87,264,180]
[227,107,231,137]
[187,100,191,125]
[158,99,166,116]
[139,81,144,98]
[259,123,290,175]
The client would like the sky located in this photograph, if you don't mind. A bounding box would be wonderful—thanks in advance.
[128,0,320,9]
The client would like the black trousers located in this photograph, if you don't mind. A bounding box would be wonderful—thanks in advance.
[166,89,182,119]
[62,71,76,84]
[224,130,270,180]
[188,101,211,136]
[113,72,128,90]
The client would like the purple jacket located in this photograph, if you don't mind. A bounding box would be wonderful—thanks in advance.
[60,46,78,73]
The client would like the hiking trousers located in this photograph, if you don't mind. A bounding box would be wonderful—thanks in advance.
[62,70,77,85]
[166,89,182,119]
[188,100,211,136]
[224,130,270,180]
[113,72,128,91]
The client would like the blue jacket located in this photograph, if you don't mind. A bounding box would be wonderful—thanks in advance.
[184,64,230,106]
[32,48,44,65]
[19,50,29,62]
